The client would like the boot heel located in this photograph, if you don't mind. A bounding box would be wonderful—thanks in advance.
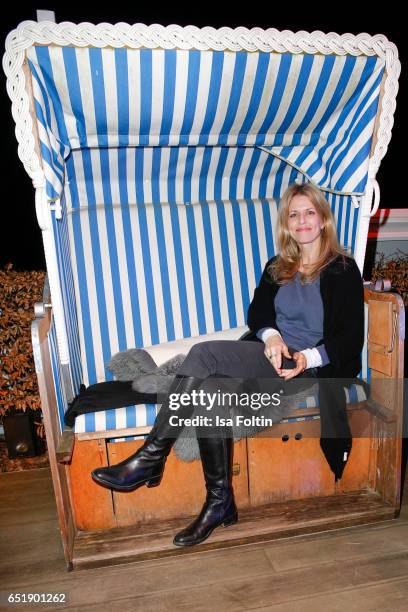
[146,475,162,488]
[223,513,238,527]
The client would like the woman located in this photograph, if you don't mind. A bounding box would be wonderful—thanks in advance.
[92,182,364,546]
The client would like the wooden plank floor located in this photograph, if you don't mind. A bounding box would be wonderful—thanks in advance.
[1,465,408,611]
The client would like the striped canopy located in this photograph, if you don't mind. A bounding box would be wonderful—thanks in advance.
[27,47,385,200]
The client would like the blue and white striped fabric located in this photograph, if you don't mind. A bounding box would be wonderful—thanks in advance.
[51,192,83,396]
[28,55,69,200]
[75,403,159,435]
[25,44,375,435]
[73,377,369,434]
[48,313,68,432]
[27,47,384,199]
[259,54,385,194]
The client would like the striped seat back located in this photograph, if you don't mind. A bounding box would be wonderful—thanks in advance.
[61,145,367,385]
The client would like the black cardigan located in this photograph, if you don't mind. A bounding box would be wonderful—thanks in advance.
[246,253,365,481]
[247,254,365,378]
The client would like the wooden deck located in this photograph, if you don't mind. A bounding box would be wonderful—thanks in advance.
[1,462,408,611]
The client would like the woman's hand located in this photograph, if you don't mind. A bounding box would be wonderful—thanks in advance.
[280,351,307,380]
[264,335,292,376]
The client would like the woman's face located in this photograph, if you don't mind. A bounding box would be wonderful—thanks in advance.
[287,195,324,246]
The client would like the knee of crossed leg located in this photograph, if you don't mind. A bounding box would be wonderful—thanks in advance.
[180,342,216,378]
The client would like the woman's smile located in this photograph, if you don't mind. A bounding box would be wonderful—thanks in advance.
[288,194,324,246]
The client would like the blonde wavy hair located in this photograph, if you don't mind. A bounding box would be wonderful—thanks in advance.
[268,182,348,284]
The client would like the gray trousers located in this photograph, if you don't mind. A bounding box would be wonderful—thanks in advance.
[172,340,318,438]
[177,339,316,385]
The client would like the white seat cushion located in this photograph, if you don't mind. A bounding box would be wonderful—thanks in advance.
[143,325,249,365]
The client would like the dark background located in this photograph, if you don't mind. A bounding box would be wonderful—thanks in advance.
[1,5,404,270]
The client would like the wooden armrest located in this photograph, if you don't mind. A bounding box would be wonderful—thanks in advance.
[56,427,75,463]
[287,396,396,425]
[365,398,397,423]
[33,290,76,465]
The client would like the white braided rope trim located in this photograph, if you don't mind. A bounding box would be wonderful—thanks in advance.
[2,21,401,189]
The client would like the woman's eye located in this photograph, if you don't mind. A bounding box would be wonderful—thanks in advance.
[307,210,316,215]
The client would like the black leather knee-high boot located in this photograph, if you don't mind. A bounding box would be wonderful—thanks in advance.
[173,435,238,546]
[91,375,202,492]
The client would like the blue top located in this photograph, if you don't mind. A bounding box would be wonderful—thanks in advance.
[258,271,330,366]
